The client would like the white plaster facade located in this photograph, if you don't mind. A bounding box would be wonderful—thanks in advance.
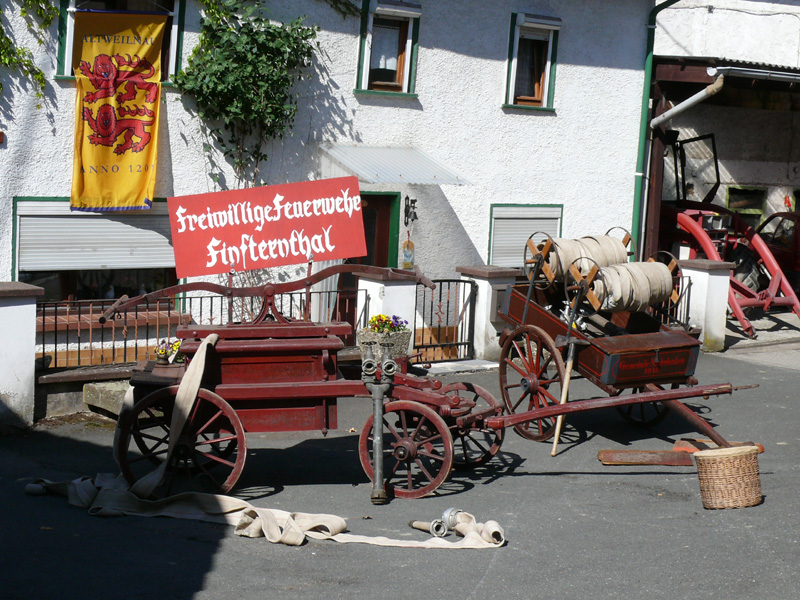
[655,0,800,68]
[0,284,41,430]
[1,0,654,285]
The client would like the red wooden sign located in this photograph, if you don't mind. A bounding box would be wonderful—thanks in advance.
[167,177,366,278]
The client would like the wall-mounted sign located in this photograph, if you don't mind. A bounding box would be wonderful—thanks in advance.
[401,237,415,269]
[167,177,367,278]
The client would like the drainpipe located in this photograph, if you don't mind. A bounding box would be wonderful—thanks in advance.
[631,0,684,257]
[649,75,725,129]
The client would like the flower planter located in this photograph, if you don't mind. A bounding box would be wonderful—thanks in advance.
[357,329,412,360]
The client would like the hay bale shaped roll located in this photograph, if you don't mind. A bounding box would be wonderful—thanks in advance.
[644,261,673,302]
[547,238,584,280]
[594,265,627,312]
[576,237,606,272]
[625,262,673,309]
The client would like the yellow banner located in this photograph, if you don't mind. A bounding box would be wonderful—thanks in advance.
[71,12,165,211]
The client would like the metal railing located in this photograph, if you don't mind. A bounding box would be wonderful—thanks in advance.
[36,298,183,369]
[413,279,477,363]
[36,288,369,370]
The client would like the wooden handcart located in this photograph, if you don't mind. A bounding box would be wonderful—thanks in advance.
[488,231,747,455]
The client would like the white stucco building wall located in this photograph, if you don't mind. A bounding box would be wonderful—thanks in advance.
[0,283,41,430]
[1,0,653,285]
[655,0,800,68]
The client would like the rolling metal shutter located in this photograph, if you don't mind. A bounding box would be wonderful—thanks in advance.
[17,200,174,271]
[489,205,561,267]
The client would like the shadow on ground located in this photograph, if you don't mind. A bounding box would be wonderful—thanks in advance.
[0,415,224,600]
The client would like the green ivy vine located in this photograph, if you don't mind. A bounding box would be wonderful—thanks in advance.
[0,0,58,105]
[175,0,321,188]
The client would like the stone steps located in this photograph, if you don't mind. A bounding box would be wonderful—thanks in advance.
[35,364,133,421]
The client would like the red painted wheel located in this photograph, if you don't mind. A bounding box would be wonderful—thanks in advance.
[359,400,454,499]
[499,325,566,441]
[441,382,504,469]
[117,385,247,496]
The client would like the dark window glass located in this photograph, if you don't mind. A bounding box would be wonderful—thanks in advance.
[20,268,177,301]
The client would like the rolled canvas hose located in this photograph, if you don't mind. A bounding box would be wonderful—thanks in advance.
[27,475,506,548]
[592,262,673,313]
[626,263,652,312]
[546,235,628,280]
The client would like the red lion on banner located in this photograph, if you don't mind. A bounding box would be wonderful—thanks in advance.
[82,104,154,155]
[79,53,158,104]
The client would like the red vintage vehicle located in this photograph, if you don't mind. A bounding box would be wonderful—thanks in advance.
[755,211,800,291]
[662,201,800,338]
[657,134,800,338]
[105,264,504,501]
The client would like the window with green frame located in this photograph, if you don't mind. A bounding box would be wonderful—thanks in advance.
[56,0,185,81]
[727,186,767,229]
[355,0,420,96]
[504,13,559,110]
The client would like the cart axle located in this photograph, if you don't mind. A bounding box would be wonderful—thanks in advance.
[486,383,732,429]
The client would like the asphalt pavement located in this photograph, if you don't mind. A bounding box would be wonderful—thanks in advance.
[1,328,799,599]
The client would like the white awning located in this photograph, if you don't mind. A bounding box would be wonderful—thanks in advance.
[320,144,470,185]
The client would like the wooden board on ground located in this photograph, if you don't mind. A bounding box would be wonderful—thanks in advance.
[597,449,694,466]
[672,439,765,454]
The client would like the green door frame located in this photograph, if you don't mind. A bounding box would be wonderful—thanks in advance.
[361,191,401,268]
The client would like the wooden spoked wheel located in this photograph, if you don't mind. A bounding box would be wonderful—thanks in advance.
[604,226,635,258]
[614,385,671,427]
[499,325,566,441]
[359,400,454,499]
[564,257,603,312]
[117,385,247,496]
[648,250,683,304]
[441,382,504,469]
[522,232,558,289]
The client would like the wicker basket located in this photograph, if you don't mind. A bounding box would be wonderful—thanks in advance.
[694,446,762,509]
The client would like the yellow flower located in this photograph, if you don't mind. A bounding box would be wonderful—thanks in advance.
[367,314,408,333]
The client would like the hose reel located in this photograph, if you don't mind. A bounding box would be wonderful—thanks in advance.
[523,228,634,289]
[564,253,681,314]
